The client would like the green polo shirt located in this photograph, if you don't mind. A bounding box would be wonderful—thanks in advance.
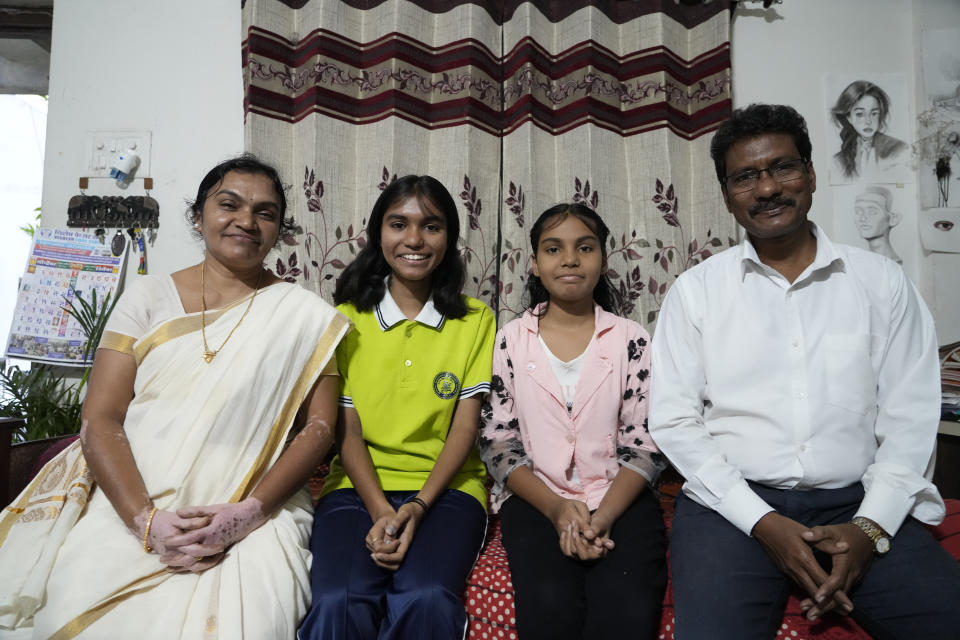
[320,290,496,508]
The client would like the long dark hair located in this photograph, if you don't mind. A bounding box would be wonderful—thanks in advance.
[524,203,622,317]
[185,153,296,245]
[334,175,468,318]
[831,81,892,178]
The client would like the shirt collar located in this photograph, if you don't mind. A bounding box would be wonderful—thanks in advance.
[374,282,445,331]
[738,221,845,281]
[521,302,617,336]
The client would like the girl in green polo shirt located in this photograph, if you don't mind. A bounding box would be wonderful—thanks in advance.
[299,175,496,640]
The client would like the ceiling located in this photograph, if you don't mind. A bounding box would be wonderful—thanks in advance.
[0,0,52,94]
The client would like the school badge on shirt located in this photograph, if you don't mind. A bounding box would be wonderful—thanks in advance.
[433,371,460,399]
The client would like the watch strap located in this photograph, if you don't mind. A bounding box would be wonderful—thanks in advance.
[850,516,891,555]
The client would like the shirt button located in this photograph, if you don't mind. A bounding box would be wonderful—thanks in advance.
[404,359,412,367]
[405,327,413,337]
[791,340,799,347]
[800,443,809,452]
[798,392,806,399]
[566,434,575,444]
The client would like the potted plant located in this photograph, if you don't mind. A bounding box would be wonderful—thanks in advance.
[1,288,118,502]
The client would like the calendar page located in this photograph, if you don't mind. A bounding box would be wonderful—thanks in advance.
[6,227,127,366]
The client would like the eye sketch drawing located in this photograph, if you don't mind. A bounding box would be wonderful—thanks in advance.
[919,208,960,253]
[829,79,909,184]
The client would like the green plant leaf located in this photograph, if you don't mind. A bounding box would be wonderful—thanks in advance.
[62,288,119,366]
[0,361,83,442]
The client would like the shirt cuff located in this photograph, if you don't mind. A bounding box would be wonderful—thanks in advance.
[618,458,656,485]
[856,484,920,536]
[858,465,946,535]
[714,481,776,536]
[499,457,531,485]
[459,381,490,399]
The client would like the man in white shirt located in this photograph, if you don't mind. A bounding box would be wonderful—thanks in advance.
[649,103,960,639]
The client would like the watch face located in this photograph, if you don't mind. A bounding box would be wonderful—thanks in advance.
[876,537,890,554]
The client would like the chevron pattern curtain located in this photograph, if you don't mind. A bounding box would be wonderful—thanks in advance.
[243,0,734,327]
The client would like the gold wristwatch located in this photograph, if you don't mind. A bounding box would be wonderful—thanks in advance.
[850,516,891,555]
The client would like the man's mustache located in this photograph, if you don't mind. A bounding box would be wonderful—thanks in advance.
[750,198,796,215]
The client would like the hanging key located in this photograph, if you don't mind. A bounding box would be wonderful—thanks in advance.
[111,229,126,256]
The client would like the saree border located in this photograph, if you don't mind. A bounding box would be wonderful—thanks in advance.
[230,312,350,502]
[47,306,350,638]
[132,283,292,364]
[98,331,136,356]
[48,570,170,640]
[0,442,90,547]
[133,307,231,365]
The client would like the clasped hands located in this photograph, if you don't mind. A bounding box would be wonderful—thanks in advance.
[140,498,267,573]
[550,498,615,561]
[364,500,427,571]
[752,512,874,621]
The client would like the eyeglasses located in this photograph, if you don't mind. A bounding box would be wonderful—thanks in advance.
[724,158,808,194]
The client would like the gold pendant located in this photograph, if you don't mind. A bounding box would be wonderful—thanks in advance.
[199,262,263,364]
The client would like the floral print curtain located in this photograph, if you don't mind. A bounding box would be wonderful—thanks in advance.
[242,0,735,327]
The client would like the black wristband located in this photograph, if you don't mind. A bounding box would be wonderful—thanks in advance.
[407,496,429,512]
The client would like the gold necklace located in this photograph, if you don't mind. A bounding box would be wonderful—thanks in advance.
[200,262,263,363]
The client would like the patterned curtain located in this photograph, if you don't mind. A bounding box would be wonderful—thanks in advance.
[242,0,734,327]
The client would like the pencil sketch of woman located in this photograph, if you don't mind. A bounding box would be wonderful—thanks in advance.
[831,80,908,181]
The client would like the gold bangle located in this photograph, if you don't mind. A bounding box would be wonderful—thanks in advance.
[142,506,159,553]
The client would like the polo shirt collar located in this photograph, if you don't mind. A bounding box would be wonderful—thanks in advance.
[738,221,844,280]
[374,284,445,331]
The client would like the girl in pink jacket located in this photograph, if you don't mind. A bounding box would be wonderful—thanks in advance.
[479,203,667,640]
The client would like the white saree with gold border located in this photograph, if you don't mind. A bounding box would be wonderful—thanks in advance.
[0,276,349,639]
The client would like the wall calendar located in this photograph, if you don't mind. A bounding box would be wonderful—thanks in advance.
[5,227,127,366]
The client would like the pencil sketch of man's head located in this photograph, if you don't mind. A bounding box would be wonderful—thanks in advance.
[854,186,902,264]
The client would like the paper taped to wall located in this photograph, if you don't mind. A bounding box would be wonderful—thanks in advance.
[920,208,960,253]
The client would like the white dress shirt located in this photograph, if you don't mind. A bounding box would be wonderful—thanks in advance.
[649,223,944,537]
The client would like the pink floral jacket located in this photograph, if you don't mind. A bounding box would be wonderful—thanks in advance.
[478,304,665,512]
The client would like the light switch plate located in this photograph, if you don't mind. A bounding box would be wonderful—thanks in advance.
[85,130,152,178]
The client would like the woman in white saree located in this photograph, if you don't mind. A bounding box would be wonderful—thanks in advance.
[0,156,349,639]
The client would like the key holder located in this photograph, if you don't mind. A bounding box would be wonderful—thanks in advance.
[66,177,160,230]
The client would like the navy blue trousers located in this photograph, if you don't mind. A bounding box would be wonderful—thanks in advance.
[670,483,960,640]
[499,491,667,640]
[299,488,486,640]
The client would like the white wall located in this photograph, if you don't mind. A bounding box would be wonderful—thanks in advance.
[35,0,959,343]
[0,95,47,347]
[913,1,960,345]
[731,0,960,344]
[40,0,245,288]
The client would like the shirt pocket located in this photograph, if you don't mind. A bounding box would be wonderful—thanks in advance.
[824,333,877,415]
